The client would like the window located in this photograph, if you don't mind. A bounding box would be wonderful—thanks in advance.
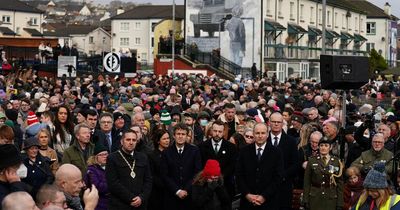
[310,7,314,23]
[290,2,294,20]
[266,0,271,15]
[135,22,141,29]
[366,43,375,52]
[366,22,375,34]
[89,36,94,44]
[135,37,141,45]
[120,22,129,31]
[29,17,38,25]
[300,4,304,20]
[327,11,330,26]
[2,16,10,23]
[334,12,338,27]
[278,0,283,16]
[120,38,129,46]
[89,50,96,56]
[318,8,322,23]
[151,37,154,47]
[355,17,358,31]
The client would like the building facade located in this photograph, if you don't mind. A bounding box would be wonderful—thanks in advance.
[111,5,184,65]
[263,0,368,81]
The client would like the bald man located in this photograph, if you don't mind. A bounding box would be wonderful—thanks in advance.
[2,191,39,210]
[56,164,85,210]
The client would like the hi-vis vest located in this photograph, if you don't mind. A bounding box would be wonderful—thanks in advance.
[355,194,400,210]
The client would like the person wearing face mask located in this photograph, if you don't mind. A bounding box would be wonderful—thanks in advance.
[84,143,109,210]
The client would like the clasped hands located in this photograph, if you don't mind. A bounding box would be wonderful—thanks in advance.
[246,194,265,206]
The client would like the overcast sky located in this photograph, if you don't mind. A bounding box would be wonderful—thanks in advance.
[93,0,399,18]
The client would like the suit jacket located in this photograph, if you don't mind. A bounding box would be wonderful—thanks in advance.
[106,150,152,210]
[267,131,300,208]
[160,143,202,210]
[236,143,284,210]
[93,128,121,153]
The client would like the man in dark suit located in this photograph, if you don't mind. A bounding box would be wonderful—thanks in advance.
[106,129,153,210]
[268,112,300,210]
[199,120,238,198]
[160,123,202,210]
[236,123,284,210]
[94,112,121,153]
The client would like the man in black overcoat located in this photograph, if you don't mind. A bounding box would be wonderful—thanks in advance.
[236,123,284,210]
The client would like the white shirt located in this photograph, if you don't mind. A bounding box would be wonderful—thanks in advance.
[271,132,282,146]
[176,145,185,154]
[255,142,266,156]
[212,139,222,153]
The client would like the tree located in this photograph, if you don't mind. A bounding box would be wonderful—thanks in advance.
[369,48,388,75]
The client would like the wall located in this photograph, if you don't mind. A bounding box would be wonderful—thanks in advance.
[153,19,183,58]
[0,10,43,36]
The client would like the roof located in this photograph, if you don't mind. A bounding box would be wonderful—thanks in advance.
[49,25,101,37]
[265,19,286,31]
[112,5,185,20]
[0,0,43,14]
[0,27,16,35]
[25,0,51,8]
[23,28,43,36]
[346,0,398,20]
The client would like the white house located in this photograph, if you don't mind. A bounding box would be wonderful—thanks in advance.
[263,0,368,81]
[347,1,398,68]
[110,5,184,65]
[79,4,91,16]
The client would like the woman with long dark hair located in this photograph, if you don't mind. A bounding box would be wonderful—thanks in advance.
[52,105,74,158]
[148,129,170,210]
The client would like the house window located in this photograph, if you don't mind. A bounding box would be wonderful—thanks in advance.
[135,22,141,29]
[300,4,304,20]
[366,22,376,34]
[318,8,322,24]
[120,22,129,31]
[366,43,375,52]
[327,11,330,26]
[89,36,94,43]
[355,17,358,31]
[151,37,154,47]
[290,2,294,20]
[2,16,10,23]
[120,38,129,46]
[89,50,96,56]
[266,0,271,15]
[310,7,314,23]
[278,0,283,16]
[29,18,38,25]
[135,37,141,45]
[334,12,338,27]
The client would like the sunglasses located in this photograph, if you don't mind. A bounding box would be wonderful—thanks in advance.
[245,135,254,139]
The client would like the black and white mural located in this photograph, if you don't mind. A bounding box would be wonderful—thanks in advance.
[185,0,262,69]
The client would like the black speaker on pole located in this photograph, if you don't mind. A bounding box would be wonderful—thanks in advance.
[320,55,369,90]
[121,57,137,73]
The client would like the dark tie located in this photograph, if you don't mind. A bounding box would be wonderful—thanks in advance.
[178,149,183,155]
[106,134,112,151]
[257,148,262,161]
[273,137,279,147]
[214,143,219,154]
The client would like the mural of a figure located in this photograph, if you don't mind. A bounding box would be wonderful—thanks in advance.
[225,4,245,67]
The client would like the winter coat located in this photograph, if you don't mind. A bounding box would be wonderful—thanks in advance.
[85,164,109,210]
[192,179,231,210]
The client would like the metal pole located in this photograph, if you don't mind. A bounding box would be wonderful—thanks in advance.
[172,0,175,76]
[321,0,326,55]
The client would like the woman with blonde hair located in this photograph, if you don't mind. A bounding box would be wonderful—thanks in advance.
[354,162,400,209]
[297,123,315,149]
[36,128,58,175]
[84,143,109,210]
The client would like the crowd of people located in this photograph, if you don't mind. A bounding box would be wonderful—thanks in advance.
[0,68,400,210]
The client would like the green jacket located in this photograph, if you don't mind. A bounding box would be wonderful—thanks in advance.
[351,148,393,175]
[62,141,94,176]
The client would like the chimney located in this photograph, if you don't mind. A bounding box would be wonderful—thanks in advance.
[117,7,124,15]
[384,2,391,16]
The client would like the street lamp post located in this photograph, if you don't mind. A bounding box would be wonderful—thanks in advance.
[321,0,326,55]
[172,0,175,76]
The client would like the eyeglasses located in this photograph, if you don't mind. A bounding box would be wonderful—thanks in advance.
[245,135,254,139]
[100,121,112,124]
[372,141,384,144]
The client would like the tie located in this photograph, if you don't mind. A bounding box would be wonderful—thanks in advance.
[214,143,219,154]
[273,137,279,147]
[257,148,262,161]
[178,149,183,155]
[106,134,112,151]
[322,156,328,165]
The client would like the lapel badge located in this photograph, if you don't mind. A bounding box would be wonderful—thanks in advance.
[222,150,226,154]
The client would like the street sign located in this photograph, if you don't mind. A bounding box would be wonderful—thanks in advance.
[103,52,121,73]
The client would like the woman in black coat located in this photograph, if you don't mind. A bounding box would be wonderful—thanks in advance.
[148,129,170,210]
[192,159,231,210]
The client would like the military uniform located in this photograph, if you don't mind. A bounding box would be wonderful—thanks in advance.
[303,155,344,210]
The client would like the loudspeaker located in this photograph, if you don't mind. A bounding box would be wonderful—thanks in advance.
[121,57,137,73]
[320,55,369,90]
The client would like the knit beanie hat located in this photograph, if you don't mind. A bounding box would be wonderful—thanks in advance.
[94,143,108,155]
[5,109,18,121]
[160,110,171,125]
[363,162,388,189]
[26,111,39,126]
[0,144,21,170]
[202,159,221,178]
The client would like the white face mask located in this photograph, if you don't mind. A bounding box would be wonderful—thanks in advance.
[17,164,28,179]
